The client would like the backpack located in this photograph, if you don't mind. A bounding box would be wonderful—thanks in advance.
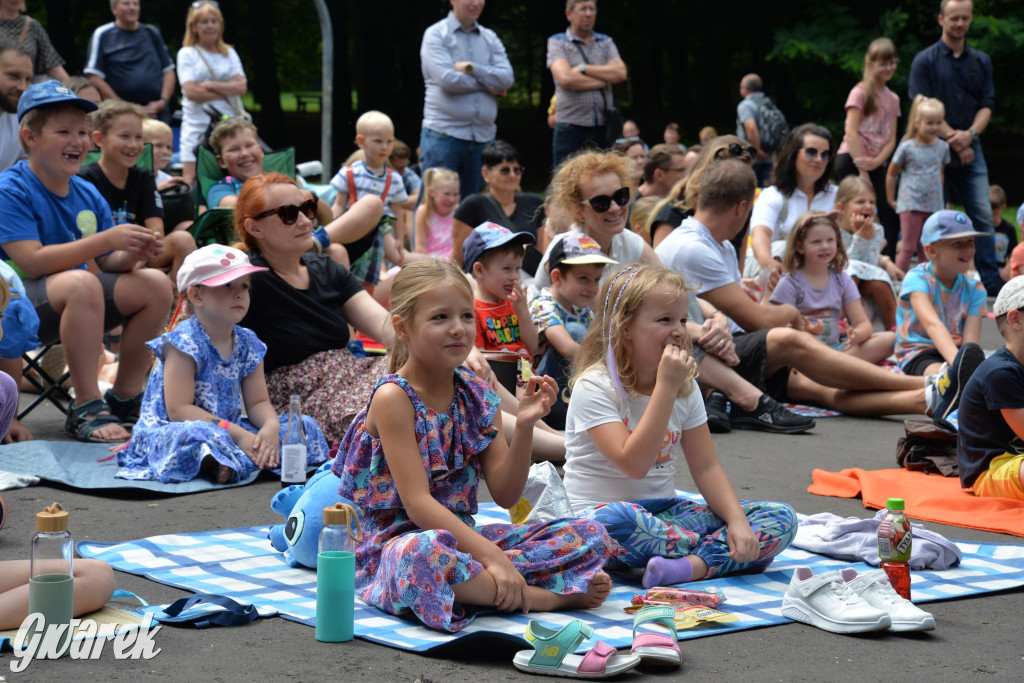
[756,97,790,153]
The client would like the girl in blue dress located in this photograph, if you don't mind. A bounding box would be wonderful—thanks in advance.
[117,245,329,483]
[334,259,612,632]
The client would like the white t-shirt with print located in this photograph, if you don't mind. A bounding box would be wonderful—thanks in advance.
[563,368,706,512]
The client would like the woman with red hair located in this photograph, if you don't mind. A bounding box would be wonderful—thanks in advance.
[236,173,390,443]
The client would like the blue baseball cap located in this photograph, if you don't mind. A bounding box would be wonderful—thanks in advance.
[462,222,535,273]
[921,210,988,246]
[17,80,99,123]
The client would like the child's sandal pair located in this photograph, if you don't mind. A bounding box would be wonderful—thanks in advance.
[513,619,640,678]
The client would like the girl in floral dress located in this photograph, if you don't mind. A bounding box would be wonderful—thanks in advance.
[334,259,611,632]
[117,246,329,483]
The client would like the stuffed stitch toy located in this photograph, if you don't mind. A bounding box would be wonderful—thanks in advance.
[268,460,357,568]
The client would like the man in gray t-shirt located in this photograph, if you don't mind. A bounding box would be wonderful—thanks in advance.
[736,73,773,187]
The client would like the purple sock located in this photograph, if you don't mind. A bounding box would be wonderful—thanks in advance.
[642,556,694,589]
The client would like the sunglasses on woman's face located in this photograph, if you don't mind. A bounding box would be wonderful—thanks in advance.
[495,165,524,176]
[580,186,630,213]
[254,198,318,225]
[802,147,831,162]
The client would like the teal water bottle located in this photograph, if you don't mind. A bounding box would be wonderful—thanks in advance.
[29,502,74,658]
[316,503,361,642]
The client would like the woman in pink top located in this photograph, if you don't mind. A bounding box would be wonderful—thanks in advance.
[835,38,901,260]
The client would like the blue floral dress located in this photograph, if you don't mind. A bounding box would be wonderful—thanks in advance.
[334,367,610,632]
[117,317,330,482]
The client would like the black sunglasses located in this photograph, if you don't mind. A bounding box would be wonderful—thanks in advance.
[253,198,318,225]
[715,142,757,160]
[496,165,524,176]
[580,186,630,213]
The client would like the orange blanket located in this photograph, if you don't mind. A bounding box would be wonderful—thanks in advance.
[809,467,1024,538]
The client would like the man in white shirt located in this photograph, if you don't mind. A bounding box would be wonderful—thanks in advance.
[657,159,937,417]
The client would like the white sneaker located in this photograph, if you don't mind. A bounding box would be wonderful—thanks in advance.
[841,568,936,632]
[781,567,892,634]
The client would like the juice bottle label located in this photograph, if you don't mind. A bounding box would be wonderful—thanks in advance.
[878,512,912,563]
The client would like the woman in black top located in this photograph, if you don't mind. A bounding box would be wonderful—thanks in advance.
[236,172,391,443]
[451,141,546,275]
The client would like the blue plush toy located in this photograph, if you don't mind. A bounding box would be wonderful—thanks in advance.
[268,460,357,568]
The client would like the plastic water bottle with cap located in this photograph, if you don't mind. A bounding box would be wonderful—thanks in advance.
[316,503,362,643]
[877,497,913,600]
[280,394,307,487]
[29,502,74,658]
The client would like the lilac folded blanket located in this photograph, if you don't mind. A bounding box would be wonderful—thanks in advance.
[793,510,962,570]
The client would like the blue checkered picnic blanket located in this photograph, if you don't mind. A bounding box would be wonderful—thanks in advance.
[77,494,1024,653]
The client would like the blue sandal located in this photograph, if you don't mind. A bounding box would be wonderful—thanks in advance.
[104,389,144,425]
[512,619,640,678]
[65,398,128,443]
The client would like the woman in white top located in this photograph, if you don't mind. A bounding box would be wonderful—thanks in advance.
[533,151,660,291]
[177,2,246,186]
[748,123,838,279]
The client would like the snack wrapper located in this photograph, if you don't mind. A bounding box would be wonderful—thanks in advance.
[508,461,573,525]
[629,586,726,609]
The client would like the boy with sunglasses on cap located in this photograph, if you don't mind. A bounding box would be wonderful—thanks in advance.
[0,80,174,443]
[528,233,617,429]
[956,275,1024,500]
[464,222,539,359]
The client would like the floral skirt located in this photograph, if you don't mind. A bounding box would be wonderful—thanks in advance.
[266,349,387,444]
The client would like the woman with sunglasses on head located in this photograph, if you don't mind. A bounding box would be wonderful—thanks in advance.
[532,150,660,293]
[747,123,838,281]
[451,141,547,277]
[646,136,754,250]
[177,1,247,186]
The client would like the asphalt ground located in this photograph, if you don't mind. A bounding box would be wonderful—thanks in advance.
[1,319,1020,681]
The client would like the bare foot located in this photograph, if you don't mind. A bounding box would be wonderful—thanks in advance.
[3,418,33,443]
[216,465,233,484]
[529,571,612,612]
[86,414,130,442]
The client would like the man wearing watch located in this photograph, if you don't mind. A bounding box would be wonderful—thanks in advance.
[420,0,514,201]
[547,0,628,167]
[909,0,1000,295]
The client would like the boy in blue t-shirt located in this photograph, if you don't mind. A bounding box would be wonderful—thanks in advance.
[957,276,1024,500]
[528,233,617,429]
[0,81,173,443]
[895,210,988,377]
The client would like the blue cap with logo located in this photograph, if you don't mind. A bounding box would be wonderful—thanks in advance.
[921,209,988,246]
[462,222,535,273]
[17,80,100,123]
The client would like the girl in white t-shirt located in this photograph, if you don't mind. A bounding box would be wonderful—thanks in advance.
[563,264,796,588]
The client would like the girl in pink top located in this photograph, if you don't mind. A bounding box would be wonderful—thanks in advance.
[835,38,902,259]
[414,167,460,259]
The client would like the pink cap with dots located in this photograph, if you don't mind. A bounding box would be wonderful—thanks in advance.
[176,245,268,292]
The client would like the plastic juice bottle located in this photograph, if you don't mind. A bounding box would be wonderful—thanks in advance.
[29,502,74,658]
[877,497,912,600]
[280,394,307,488]
[316,503,362,643]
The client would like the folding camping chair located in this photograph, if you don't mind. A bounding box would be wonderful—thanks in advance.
[189,145,297,247]
[18,344,71,421]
